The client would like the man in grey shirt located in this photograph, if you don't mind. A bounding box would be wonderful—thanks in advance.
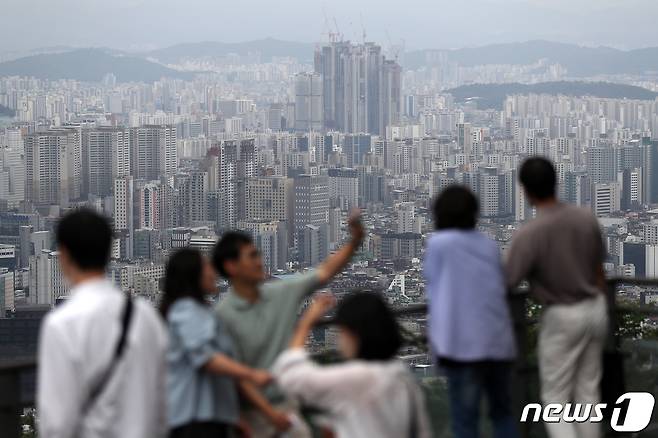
[507,157,608,438]
[213,212,364,437]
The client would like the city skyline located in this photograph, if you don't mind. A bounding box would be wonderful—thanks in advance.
[2,8,658,434]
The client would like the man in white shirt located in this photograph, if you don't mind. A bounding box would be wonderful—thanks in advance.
[37,209,168,438]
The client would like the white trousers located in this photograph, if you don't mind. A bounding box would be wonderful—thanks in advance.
[538,293,608,438]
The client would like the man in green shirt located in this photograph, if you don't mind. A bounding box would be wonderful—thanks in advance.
[213,212,364,436]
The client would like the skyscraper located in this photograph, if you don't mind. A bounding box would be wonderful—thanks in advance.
[587,145,617,184]
[592,182,621,217]
[343,134,372,167]
[246,176,294,240]
[130,125,177,181]
[135,181,161,229]
[0,146,24,209]
[113,176,134,260]
[315,41,401,135]
[218,138,256,230]
[24,128,81,206]
[328,168,359,211]
[294,174,329,236]
[82,127,130,198]
[294,73,323,132]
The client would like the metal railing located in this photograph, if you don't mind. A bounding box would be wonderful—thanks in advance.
[1,278,657,437]
[0,359,36,437]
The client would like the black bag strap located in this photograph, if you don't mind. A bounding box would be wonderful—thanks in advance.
[83,294,134,414]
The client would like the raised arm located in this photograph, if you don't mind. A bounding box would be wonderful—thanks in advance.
[316,210,365,285]
[289,293,336,348]
[273,294,375,408]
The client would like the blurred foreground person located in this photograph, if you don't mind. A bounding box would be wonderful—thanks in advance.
[507,157,608,438]
[273,292,431,438]
[161,249,272,438]
[212,211,364,437]
[37,209,168,438]
[424,185,518,438]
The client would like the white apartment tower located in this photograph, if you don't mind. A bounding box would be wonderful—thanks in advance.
[82,127,130,198]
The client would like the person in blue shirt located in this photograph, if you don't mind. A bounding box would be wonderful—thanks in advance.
[423,185,518,438]
[161,248,272,438]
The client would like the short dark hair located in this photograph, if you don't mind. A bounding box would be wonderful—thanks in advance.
[212,231,253,278]
[519,157,556,200]
[160,248,206,317]
[432,185,478,230]
[333,292,402,361]
[56,209,112,271]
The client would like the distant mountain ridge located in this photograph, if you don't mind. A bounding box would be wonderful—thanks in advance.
[146,39,658,76]
[0,49,193,82]
[146,38,315,64]
[4,40,658,83]
[405,41,658,77]
[447,81,658,110]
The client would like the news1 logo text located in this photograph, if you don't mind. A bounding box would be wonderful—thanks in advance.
[520,392,655,432]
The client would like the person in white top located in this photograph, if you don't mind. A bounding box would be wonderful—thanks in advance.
[37,209,168,438]
[273,292,432,438]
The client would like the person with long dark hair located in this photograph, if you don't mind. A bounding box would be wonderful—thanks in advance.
[272,292,431,438]
[162,248,272,438]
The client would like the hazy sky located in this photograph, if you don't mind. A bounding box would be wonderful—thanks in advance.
[3,0,658,52]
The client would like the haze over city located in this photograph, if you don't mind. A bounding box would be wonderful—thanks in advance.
[3,0,658,51]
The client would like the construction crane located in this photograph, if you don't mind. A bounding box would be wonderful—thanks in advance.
[333,17,342,42]
[360,13,367,43]
[321,8,339,43]
[385,30,404,63]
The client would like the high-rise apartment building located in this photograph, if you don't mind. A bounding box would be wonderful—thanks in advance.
[113,176,135,260]
[294,174,330,236]
[328,168,359,211]
[315,41,401,135]
[294,73,323,132]
[592,182,621,217]
[180,171,209,225]
[130,125,177,181]
[246,176,294,238]
[24,128,81,206]
[0,146,25,208]
[218,138,256,230]
[343,134,372,167]
[587,145,617,184]
[29,249,66,305]
[82,127,130,198]
[135,181,161,230]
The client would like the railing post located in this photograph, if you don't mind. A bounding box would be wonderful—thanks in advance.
[510,291,532,438]
[0,367,22,438]
[602,279,624,437]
